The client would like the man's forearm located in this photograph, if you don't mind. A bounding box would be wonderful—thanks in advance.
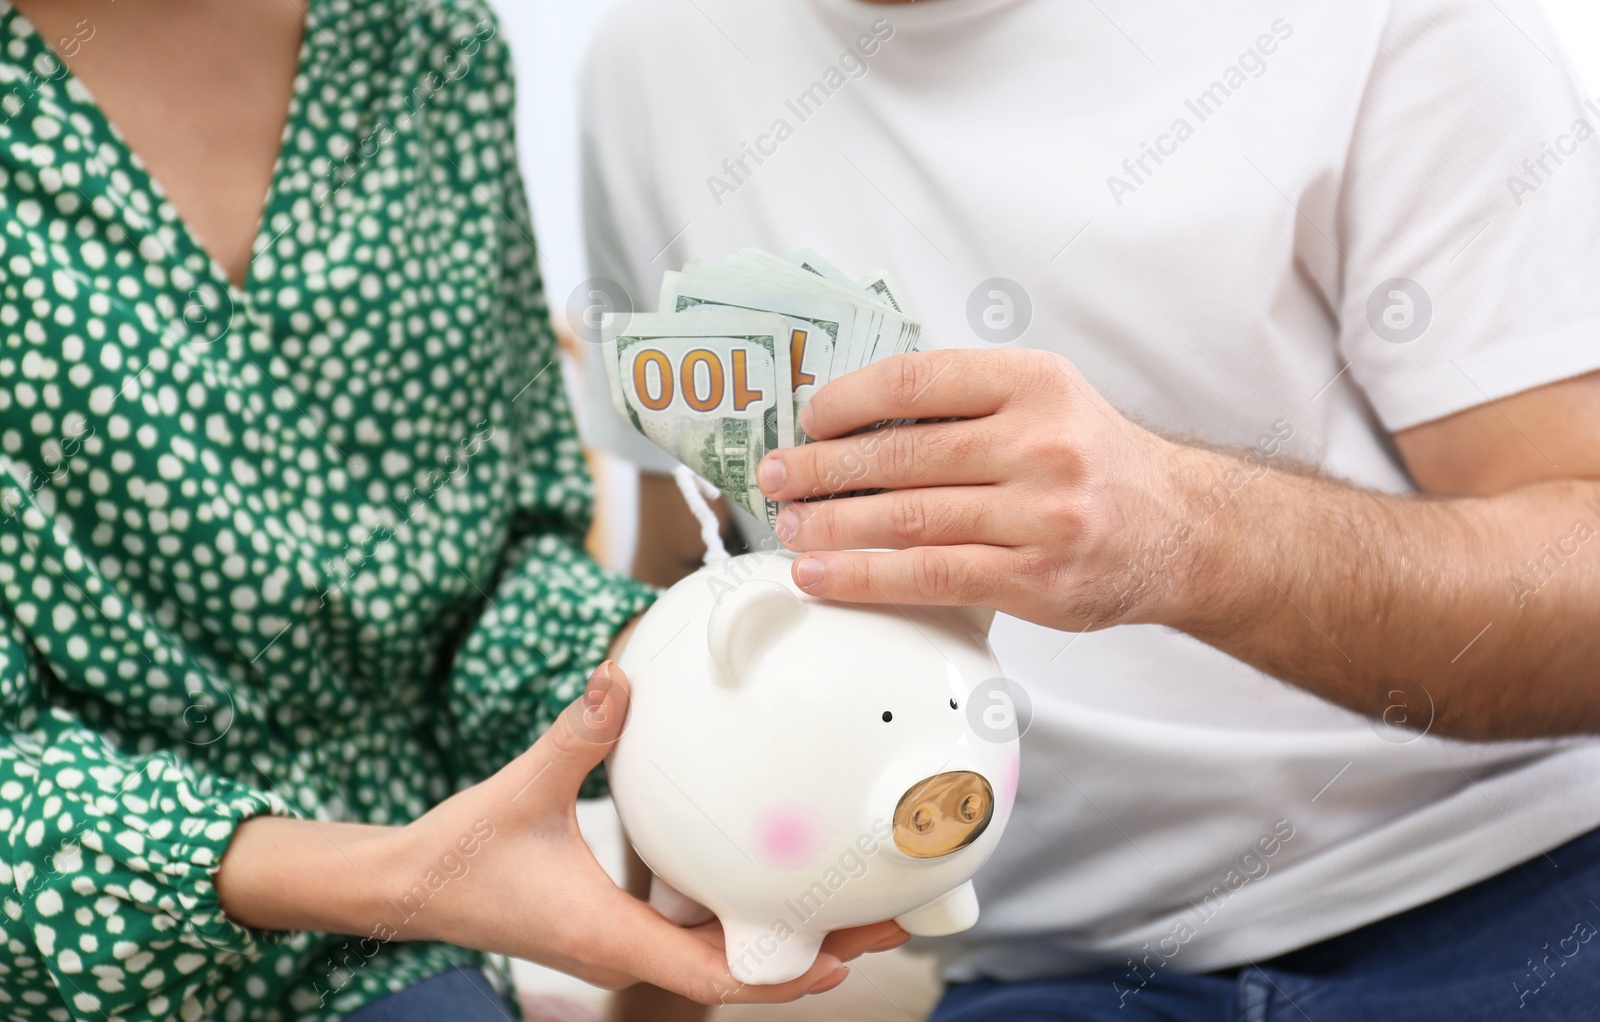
[757,353,1600,738]
[1172,452,1600,740]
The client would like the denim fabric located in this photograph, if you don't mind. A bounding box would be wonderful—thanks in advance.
[341,966,516,1022]
[933,826,1600,1021]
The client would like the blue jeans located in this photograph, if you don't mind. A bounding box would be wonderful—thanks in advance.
[932,826,1600,1021]
[342,966,515,1021]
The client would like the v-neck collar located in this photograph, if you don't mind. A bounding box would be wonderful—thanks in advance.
[0,0,319,305]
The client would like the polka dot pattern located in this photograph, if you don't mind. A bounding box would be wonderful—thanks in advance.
[0,0,655,1017]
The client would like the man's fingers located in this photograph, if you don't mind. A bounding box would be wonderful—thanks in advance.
[790,546,1014,608]
[777,487,1010,551]
[802,350,1021,440]
[759,419,1005,500]
[518,661,632,802]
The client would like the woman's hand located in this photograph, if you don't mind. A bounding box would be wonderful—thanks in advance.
[756,348,1207,631]
[219,662,907,1005]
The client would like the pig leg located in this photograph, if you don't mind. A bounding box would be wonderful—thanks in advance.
[722,918,825,986]
[895,879,980,936]
[648,875,715,927]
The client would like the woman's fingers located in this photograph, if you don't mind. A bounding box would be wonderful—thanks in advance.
[821,921,910,961]
[679,917,904,963]
[592,894,850,1005]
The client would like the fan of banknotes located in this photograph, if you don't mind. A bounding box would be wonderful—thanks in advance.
[604,248,920,527]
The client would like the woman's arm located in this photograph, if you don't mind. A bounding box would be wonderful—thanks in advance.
[217,658,899,1005]
[207,818,401,934]
[0,617,293,1017]
[214,617,627,937]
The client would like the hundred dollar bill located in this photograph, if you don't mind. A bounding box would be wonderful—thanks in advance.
[859,269,908,316]
[602,247,924,527]
[603,310,794,526]
[661,268,855,445]
[729,249,917,375]
[723,249,870,381]
[784,250,917,353]
[788,247,856,289]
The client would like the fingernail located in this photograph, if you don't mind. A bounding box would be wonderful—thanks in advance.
[775,507,798,545]
[585,661,614,705]
[868,932,911,953]
[794,556,825,590]
[806,961,848,995]
[757,456,785,495]
[800,403,816,438]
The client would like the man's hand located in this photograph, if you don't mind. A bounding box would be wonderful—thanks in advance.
[757,349,1600,740]
[755,348,1207,629]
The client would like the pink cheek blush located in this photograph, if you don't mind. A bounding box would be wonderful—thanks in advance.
[752,805,823,870]
[1002,750,1021,810]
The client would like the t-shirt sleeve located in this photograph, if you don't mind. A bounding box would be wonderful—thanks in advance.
[1335,0,1600,432]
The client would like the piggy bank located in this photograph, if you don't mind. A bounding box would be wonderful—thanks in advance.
[609,551,1020,985]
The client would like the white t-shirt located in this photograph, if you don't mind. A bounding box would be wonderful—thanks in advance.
[577,0,1600,980]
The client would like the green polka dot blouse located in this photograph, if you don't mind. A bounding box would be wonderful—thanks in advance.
[0,0,657,1017]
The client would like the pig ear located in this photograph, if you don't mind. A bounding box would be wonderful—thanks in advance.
[959,606,997,635]
[708,581,807,686]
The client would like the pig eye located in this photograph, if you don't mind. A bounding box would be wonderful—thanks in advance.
[949,698,958,710]
[881,711,893,723]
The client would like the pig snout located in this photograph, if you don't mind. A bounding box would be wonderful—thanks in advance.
[892,770,994,859]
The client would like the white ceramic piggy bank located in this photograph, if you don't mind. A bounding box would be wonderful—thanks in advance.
[609,551,1020,985]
